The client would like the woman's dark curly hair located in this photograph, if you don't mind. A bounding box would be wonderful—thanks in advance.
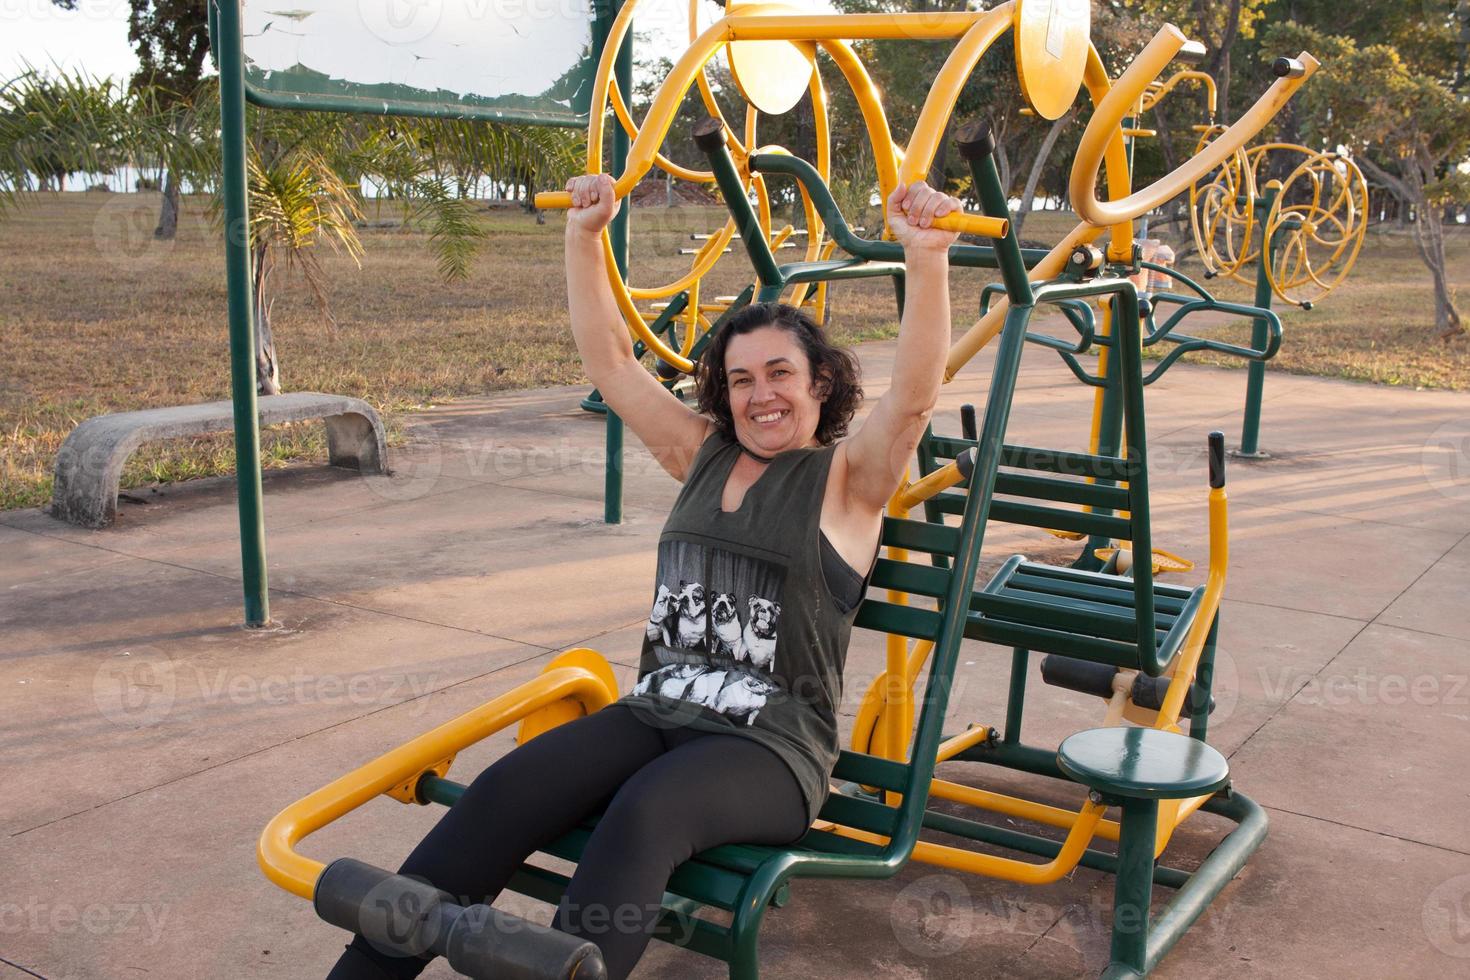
[695,302,863,446]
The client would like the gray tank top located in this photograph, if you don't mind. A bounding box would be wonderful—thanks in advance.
[619,429,872,825]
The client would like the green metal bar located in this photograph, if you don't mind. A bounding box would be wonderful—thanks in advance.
[1142,792,1268,973]
[695,127,784,290]
[960,126,1034,306]
[1110,797,1158,974]
[241,86,588,127]
[1003,647,1028,743]
[1189,616,1220,742]
[216,0,269,627]
[601,3,633,524]
[1239,184,1280,457]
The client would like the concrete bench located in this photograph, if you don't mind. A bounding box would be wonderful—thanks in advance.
[50,392,387,527]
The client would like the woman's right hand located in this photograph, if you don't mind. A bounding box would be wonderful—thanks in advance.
[566,173,620,236]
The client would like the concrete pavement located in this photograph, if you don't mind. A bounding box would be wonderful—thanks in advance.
[3,336,1468,979]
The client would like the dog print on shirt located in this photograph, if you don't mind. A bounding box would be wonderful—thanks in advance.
[635,539,785,726]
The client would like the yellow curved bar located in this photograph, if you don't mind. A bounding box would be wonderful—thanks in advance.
[607,74,713,185]
[832,801,1107,885]
[944,43,1133,380]
[930,778,1122,843]
[1139,68,1217,117]
[258,665,615,900]
[1069,26,1318,228]
[901,3,1014,185]
[627,220,737,301]
[690,0,750,162]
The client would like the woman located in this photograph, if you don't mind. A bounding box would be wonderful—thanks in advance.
[327,174,960,980]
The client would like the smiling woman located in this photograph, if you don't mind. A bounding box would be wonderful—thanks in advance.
[324,171,962,980]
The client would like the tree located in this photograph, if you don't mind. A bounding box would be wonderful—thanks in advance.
[50,0,210,238]
[1262,20,1469,338]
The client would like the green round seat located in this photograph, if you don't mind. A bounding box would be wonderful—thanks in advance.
[1057,727,1229,801]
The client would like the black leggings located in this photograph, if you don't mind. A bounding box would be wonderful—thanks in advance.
[325,703,808,980]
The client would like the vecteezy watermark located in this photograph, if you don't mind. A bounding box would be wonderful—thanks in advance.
[90,192,201,274]
[1424,873,1470,959]
[890,874,974,957]
[0,899,170,945]
[93,649,441,727]
[358,0,445,45]
[93,647,177,727]
[1423,419,1470,503]
[1258,665,1468,708]
[0,0,130,22]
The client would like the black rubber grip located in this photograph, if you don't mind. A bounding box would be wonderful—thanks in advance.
[655,358,682,380]
[1208,431,1225,488]
[1272,57,1305,78]
[1040,655,1118,700]
[960,403,977,441]
[954,118,997,161]
[1177,40,1207,64]
[954,446,978,482]
[692,116,726,152]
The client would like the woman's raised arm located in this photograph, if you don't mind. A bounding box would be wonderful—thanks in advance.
[836,180,959,514]
[565,174,711,482]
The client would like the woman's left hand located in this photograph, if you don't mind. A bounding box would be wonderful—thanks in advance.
[886,180,963,253]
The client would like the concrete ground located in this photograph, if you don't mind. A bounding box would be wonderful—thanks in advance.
[3,335,1469,980]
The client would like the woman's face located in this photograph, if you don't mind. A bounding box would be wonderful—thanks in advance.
[724,325,825,457]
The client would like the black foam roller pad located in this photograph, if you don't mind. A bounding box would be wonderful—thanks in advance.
[314,858,456,960]
[444,904,608,980]
[1040,655,1119,700]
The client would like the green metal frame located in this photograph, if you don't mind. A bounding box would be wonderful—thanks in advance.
[209,0,623,624]
[406,123,1265,979]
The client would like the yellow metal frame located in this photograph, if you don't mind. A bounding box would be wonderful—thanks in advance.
[257,649,617,900]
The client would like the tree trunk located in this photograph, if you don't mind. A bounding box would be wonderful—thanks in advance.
[1014,110,1072,237]
[251,243,282,395]
[1361,154,1465,338]
[154,169,181,240]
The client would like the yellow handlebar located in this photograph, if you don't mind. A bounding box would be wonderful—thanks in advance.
[1068,24,1317,229]
[537,190,1008,240]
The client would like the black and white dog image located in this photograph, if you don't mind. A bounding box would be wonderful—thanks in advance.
[712,673,775,726]
[710,592,743,658]
[674,582,707,650]
[631,662,701,700]
[684,668,729,708]
[742,597,780,671]
[645,584,677,646]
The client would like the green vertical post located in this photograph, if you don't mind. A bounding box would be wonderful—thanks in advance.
[601,1,634,524]
[216,0,269,626]
[1003,647,1029,743]
[1109,797,1158,975]
[1238,182,1280,458]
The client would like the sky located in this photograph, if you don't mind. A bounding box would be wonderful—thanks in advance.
[0,0,831,85]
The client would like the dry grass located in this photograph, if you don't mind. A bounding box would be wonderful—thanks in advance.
[1,193,1465,511]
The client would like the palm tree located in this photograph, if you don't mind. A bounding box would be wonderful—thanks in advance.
[1,68,584,393]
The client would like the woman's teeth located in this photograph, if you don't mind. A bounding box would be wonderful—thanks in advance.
[753,410,788,424]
